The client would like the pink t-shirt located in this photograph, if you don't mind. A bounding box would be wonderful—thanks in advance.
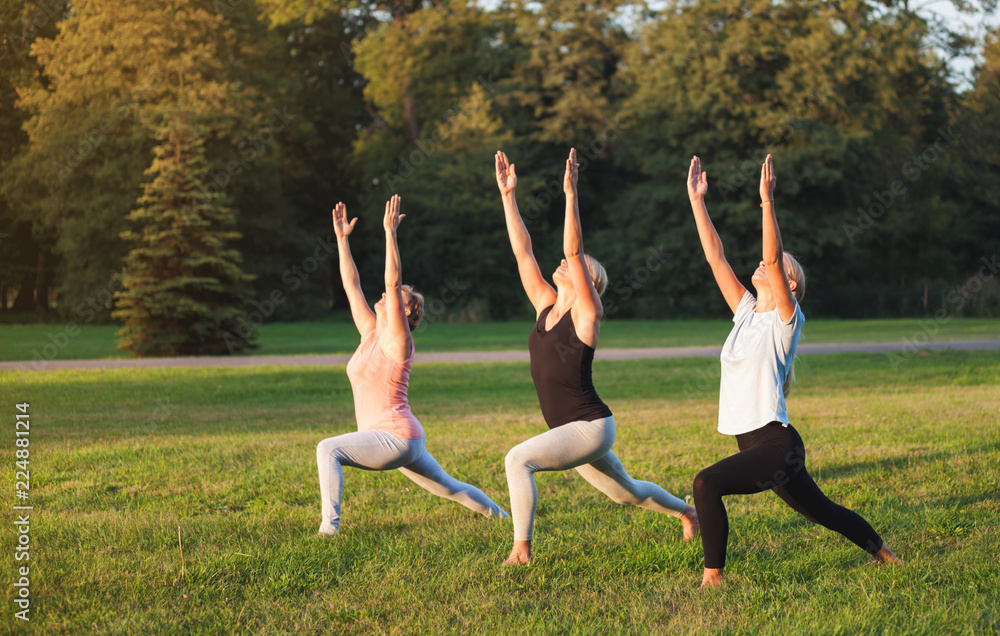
[345,330,424,440]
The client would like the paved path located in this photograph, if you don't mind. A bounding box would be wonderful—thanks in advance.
[3,339,998,371]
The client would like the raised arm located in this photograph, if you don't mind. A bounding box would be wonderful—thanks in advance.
[687,156,746,314]
[562,148,602,328]
[759,155,797,323]
[380,194,412,362]
[495,150,556,316]
[333,202,376,335]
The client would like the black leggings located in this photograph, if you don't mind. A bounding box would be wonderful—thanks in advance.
[693,422,884,569]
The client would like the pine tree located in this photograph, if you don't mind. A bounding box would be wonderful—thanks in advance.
[113,117,255,356]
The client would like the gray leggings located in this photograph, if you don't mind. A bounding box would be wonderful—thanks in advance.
[316,429,506,534]
[505,416,687,541]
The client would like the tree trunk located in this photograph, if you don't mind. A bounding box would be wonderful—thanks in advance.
[403,93,420,146]
[11,271,35,312]
[35,248,49,317]
[11,225,37,312]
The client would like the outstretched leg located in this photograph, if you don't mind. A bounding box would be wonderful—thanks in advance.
[574,450,698,539]
[397,448,509,518]
[770,426,897,562]
[316,430,421,535]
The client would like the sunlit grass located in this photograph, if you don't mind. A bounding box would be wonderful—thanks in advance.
[0,350,997,632]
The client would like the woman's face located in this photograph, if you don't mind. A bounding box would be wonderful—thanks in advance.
[374,292,411,316]
[553,259,570,285]
[751,255,793,291]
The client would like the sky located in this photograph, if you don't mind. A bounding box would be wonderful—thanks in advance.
[919,0,1000,85]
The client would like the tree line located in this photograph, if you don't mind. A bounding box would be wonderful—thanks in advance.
[1,0,997,353]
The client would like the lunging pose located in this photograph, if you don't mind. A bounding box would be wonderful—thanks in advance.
[686,154,901,588]
[315,195,507,536]
[496,149,698,565]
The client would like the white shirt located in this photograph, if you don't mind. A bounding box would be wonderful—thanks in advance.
[717,291,804,436]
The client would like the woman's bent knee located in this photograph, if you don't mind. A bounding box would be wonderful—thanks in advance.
[317,438,335,460]
[505,446,526,474]
[693,469,717,499]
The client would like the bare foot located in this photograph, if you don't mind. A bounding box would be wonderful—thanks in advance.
[874,543,903,564]
[681,504,699,541]
[316,522,337,538]
[503,540,531,566]
[700,568,723,589]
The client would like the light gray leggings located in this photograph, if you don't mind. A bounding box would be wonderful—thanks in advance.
[505,416,687,541]
[316,429,506,534]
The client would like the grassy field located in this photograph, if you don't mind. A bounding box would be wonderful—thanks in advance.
[1,316,997,361]
[1,350,998,633]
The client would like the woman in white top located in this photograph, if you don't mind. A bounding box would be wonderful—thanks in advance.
[687,154,901,588]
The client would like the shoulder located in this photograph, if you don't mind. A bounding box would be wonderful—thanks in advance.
[777,299,805,328]
[358,328,376,347]
[535,304,555,323]
[733,291,756,322]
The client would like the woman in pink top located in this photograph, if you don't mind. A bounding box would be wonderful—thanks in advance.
[316,195,508,536]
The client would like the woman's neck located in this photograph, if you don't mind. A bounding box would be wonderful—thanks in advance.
[553,285,576,316]
[754,287,777,313]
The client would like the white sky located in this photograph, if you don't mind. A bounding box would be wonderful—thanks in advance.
[918,1,999,84]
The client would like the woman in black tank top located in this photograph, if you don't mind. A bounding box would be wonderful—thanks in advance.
[495,149,698,566]
[528,304,612,427]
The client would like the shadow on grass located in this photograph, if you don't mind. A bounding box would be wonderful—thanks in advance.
[808,439,1000,481]
[923,491,1000,509]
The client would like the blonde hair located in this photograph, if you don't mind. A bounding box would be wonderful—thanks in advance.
[784,253,806,302]
[781,253,805,397]
[583,254,608,297]
[401,285,424,332]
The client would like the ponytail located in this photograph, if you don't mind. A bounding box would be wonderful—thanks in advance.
[782,253,805,397]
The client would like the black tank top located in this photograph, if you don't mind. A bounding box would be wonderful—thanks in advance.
[528,305,613,428]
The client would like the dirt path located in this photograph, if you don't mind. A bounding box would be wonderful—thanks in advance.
[3,339,998,372]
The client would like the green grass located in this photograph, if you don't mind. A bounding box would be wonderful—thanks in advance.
[1,350,998,633]
[1,317,997,362]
